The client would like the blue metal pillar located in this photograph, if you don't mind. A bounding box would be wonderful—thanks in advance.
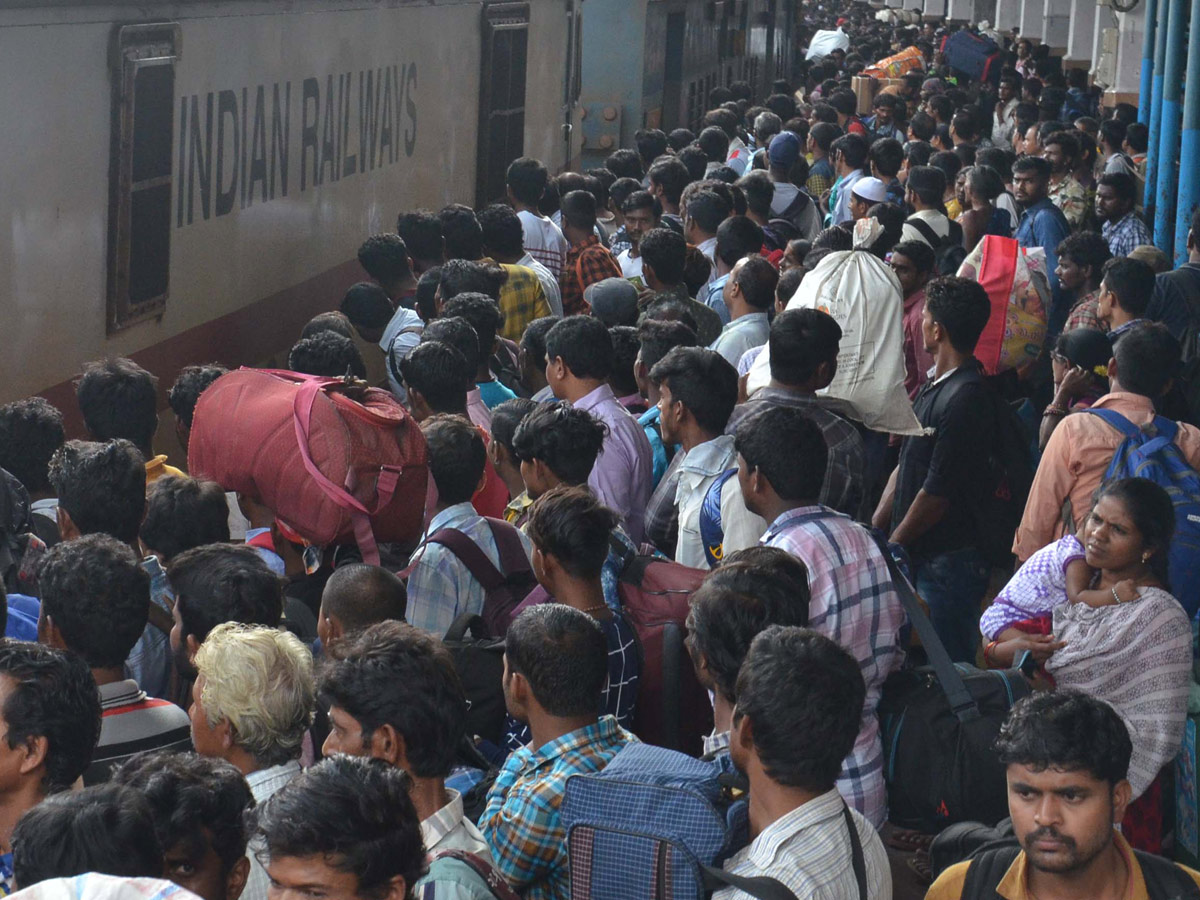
[1140,0,1159,125]
[1154,0,1187,251]
[1175,0,1200,263]
[1145,0,1171,214]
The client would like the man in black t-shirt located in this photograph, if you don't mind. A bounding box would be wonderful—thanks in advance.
[873,277,995,663]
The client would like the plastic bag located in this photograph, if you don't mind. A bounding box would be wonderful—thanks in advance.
[863,46,926,79]
[956,235,1049,376]
[806,28,851,60]
[746,220,924,435]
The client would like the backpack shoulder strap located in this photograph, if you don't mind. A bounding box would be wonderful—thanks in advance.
[427,529,506,590]
[961,846,1023,899]
[427,850,522,900]
[1135,850,1200,899]
[906,216,941,247]
[483,518,532,577]
[701,867,800,900]
[1084,408,1141,438]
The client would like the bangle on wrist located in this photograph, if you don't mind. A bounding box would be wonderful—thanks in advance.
[1043,404,1068,417]
[984,640,998,665]
[1112,586,1123,604]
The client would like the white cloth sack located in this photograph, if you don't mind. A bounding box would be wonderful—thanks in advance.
[747,221,924,435]
[806,28,851,60]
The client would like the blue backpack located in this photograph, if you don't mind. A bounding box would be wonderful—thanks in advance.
[1088,409,1200,617]
[560,743,867,900]
[698,469,738,568]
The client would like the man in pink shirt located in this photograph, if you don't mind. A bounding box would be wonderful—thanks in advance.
[889,240,937,399]
[544,317,652,543]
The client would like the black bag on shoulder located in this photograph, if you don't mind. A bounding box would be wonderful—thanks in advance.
[442,613,507,746]
[960,844,1200,899]
[906,215,968,276]
[874,535,1031,834]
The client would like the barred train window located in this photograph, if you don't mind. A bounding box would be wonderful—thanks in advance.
[106,23,180,334]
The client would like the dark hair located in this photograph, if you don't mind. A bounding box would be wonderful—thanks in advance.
[320,564,407,635]
[995,690,1132,786]
[636,318,698,373]
[545,316,613,380]
[490,398,539,455]
[697,126,731,163]
[641,296,698,333]
[924,276,991,354]
[505,604,608,717]
[865,202,905,259]
[1125,122,1149,153]
[526,485,620,579]
[735,171,773,219]
[908,112,935,142]
[357,233,411,284]
[964,165,1005,203]
[519,317,558,372]
[443,292,504,361]
[776,266,803,306]
[438,204,484,260]
[1098,118,1127,152]
[928,95,953,122]
[811,226,854,255]
[605,148,644,181]
[0,399,64,496]
[141,475,230,562]
[809,121,842,153]
[112,752,254,878]
[891,239,937,277]
[904,140,934,169]
[608,326,642,397]
[768,308,842,386]
[341,282,395,332]
[976,147,1014,175]
[735,406,827,502]
[249,756,424,900]
[635,129,670,165]
[906,165,946,206]
[1098,172,1138,206]
[667,128,695,152]
[400,341,470,413]
[506,157,549,206]
[1112,321,1180,398]
[1055,231,1112,281]
[396,210,444,265]
[685,190,731,236]
[811,103,838,125]
[929,149,962,185]
[302,312,353,343]
[288,331,367,380]
[75,358,158,453]
[869,137,904,178]
[561,190,598,232]
[1092,476,1176,587]
[168,365,228,431]
[415,268,441,320]
[421,317,481,376]
[610,178,644,212]
[649,347,738,434]
[639,228,688,285]
[0,640,102,793]
[168,544,283,644]
[647,158,691,206]
[714,216,765,269]
[827,91,856,117]
[1101,257,1156,317]
[478,203,526,258]
[511,402,606,485]
[439,259,504,304]
[734,256,779,311]
[12,783,163,887]
[1012,155,1052,179]
[951,108,979,141]
[830,133,870,169]
[420,414,486,506]
[686,553,810,702]
[1044,129,1081,163]
[48,439,145,544]
[734,626,865,792]
[320,621,466,779]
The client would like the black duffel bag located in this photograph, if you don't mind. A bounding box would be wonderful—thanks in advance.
[873,538,1031,834]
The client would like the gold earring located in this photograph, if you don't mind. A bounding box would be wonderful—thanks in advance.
[1142,552,1151,563]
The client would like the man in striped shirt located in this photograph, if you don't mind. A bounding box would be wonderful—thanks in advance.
[36,534,191,785]
[736,407,905,829]
[507,157,568,277]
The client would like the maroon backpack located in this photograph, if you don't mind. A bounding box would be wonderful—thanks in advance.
[426,518,537,639]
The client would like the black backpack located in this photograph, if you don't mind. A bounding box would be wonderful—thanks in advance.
[961,844,1200,899]
[906,215,967,276]
[442,613,507,746]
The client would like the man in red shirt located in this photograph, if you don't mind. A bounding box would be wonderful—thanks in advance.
[559,190,622,316]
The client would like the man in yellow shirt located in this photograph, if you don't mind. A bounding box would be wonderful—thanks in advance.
[926,691,1200,900]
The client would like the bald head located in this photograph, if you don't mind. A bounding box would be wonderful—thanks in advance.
[317,564,408,648]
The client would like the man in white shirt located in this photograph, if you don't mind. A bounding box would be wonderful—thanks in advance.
[684,188,730,287]
[648,346,748,569]
[321,620,499,900]
[479,202,563,318]
[900,166,953,248]
[712,256,775,366]
[715,626,892,900]
[615,190,662,289]
[506,157,568,276]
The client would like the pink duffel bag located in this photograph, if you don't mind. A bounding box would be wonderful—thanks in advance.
[188,368,429,564]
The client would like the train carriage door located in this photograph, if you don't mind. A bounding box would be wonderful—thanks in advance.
[106,22,180,334]
[661,12,686,132]
[476,2,530,207]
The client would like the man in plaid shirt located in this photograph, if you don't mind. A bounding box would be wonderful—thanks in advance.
[479,605,634,900]
[558,191,622,316]
[736,406,905,828]
[1097,173,1153,260]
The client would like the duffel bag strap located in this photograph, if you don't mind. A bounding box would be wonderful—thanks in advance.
[870,533,982,723]
[701,867,800,900]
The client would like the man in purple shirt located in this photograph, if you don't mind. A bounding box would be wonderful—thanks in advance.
[544,317,653,542]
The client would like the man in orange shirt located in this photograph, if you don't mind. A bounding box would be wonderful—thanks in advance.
[1014,324,1200,560]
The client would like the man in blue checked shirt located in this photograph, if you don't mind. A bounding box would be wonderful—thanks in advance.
[479,605,635,900]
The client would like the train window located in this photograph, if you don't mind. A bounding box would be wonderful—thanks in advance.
[476,2,530,207]
[106,22,180,335]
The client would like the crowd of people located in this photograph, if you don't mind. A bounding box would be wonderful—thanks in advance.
[1,3,1200,900]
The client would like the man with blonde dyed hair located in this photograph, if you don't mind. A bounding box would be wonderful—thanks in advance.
[189,622,315,900]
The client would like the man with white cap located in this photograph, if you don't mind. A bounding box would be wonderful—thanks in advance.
[848,177,891,222]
